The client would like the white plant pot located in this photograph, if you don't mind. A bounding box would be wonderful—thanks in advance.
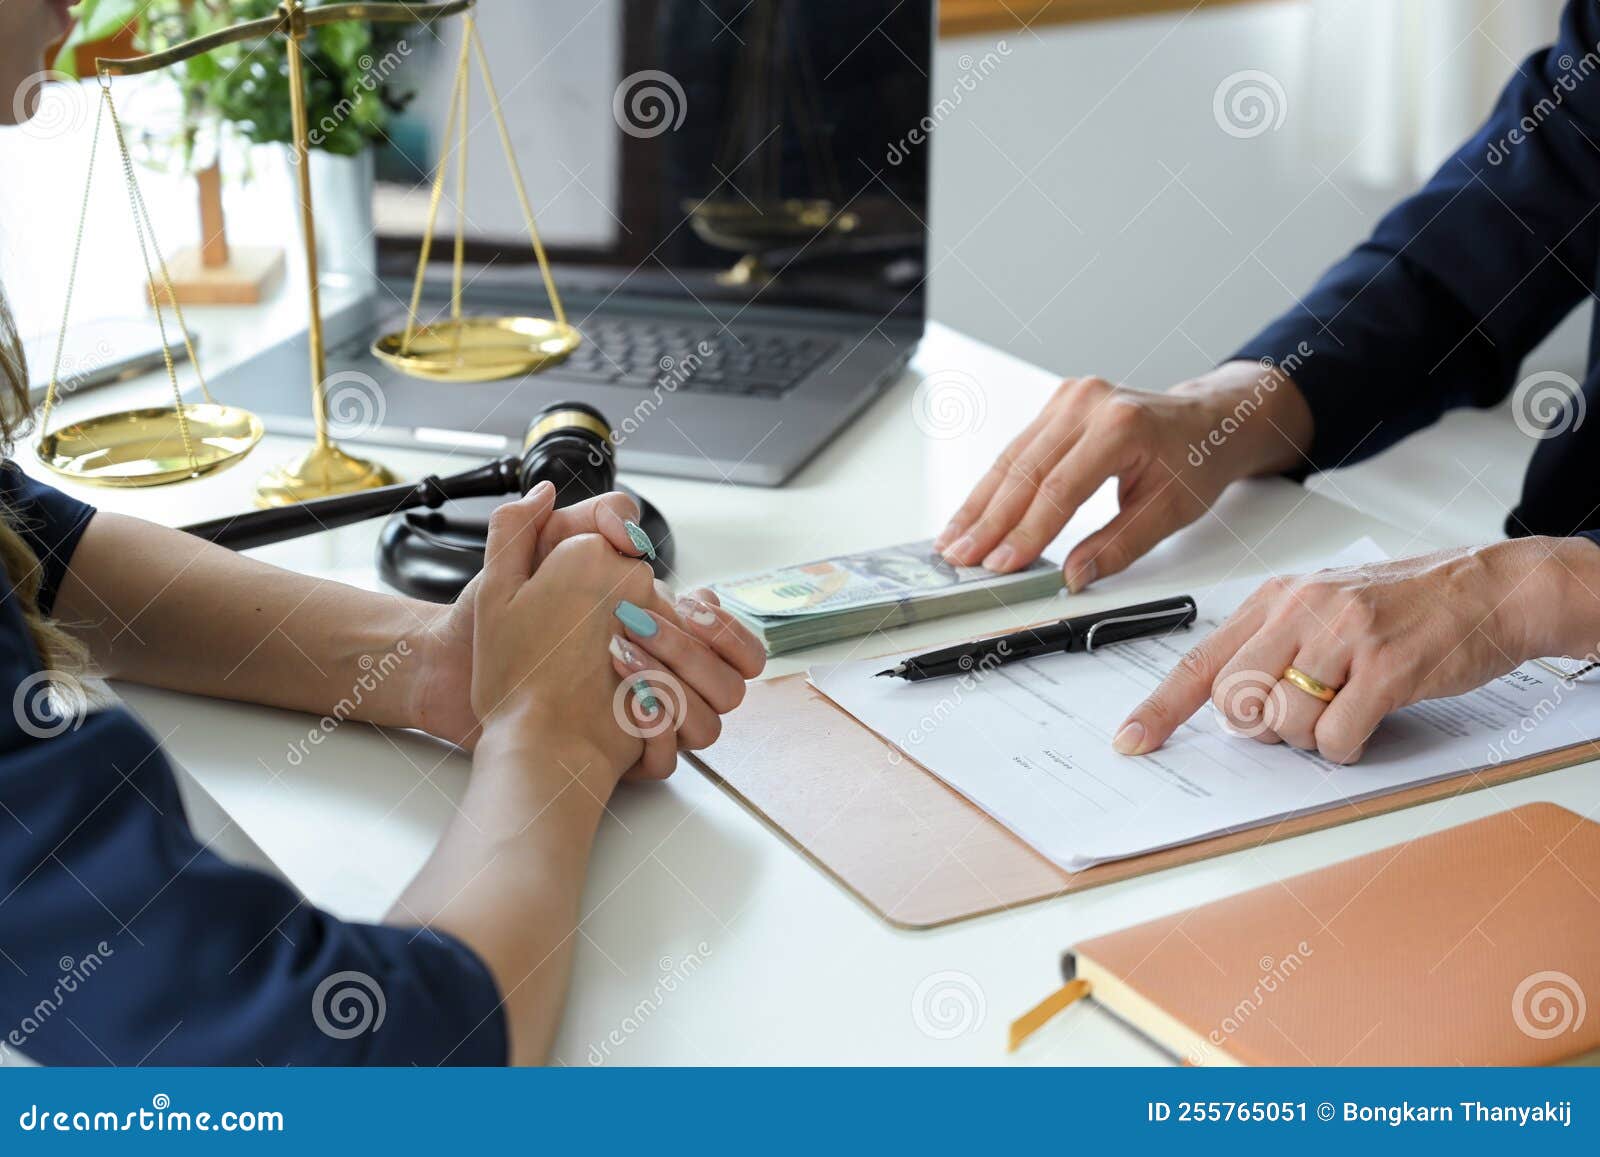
[299,147,376,295]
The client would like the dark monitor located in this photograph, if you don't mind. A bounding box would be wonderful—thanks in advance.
[373,1,931,323]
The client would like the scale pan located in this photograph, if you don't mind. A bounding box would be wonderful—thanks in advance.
[371,316,581,383]
[686,198,859,250]
[34,403,264,488]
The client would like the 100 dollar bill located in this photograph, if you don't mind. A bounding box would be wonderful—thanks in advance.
[713,541,1064,654]
[714,539,1055,618]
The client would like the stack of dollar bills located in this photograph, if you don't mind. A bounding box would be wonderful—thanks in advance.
[711,539,1064,655]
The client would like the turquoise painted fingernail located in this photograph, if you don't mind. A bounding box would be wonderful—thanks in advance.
[623,519,656,560]
[615,600,658,637]
[634,679,660,714]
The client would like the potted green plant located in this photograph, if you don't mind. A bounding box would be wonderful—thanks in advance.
[56,0,419,301]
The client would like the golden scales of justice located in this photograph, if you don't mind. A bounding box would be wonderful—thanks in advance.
[684,0,859,289]
[36,0,578,505]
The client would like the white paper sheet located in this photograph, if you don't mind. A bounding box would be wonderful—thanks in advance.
[809,539,1600,871]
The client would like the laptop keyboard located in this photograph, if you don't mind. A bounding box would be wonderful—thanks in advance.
[341,309,836,399]
[560,317,837,398]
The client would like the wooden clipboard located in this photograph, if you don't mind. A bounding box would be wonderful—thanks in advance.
[691,671,1599,929]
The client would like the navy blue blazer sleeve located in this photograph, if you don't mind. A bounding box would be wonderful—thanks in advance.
[1235,0,1600,473]
[0,466,508,1066]
[0,702,509,1066]
[0,462,95,615]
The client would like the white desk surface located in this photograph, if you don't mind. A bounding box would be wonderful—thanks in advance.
[23,303,1600,1066]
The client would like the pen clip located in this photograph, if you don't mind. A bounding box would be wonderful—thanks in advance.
[1083,606,1193,653]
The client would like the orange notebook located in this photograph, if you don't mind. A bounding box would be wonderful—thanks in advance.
[1011,803,1600,1065]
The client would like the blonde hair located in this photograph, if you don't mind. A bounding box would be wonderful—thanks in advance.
[0,289,89,675]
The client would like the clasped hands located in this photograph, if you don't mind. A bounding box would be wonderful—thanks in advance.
[411,482,765,786]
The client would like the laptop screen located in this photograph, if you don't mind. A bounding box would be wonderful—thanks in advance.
[372,1,931,324]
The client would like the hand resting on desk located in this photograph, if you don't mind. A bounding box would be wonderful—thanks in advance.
[935,361,1314,590]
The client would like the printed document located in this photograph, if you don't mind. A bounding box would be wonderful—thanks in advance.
[810,540,1600,870]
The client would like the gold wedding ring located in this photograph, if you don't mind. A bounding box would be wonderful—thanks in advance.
[1283,666,1338,703]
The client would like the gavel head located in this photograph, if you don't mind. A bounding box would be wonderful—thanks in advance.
[519,402,616,506]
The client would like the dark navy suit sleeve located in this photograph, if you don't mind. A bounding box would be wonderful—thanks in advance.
[0,466,508,1066]
[0,698,509,1065]
[0,462,95,615]
[1235,0,1600,473]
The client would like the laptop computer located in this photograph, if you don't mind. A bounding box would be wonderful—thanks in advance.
[23,317,193,403]
[217,1,931,486]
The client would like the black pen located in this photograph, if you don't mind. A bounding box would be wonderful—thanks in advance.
[874,595,1198,682]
